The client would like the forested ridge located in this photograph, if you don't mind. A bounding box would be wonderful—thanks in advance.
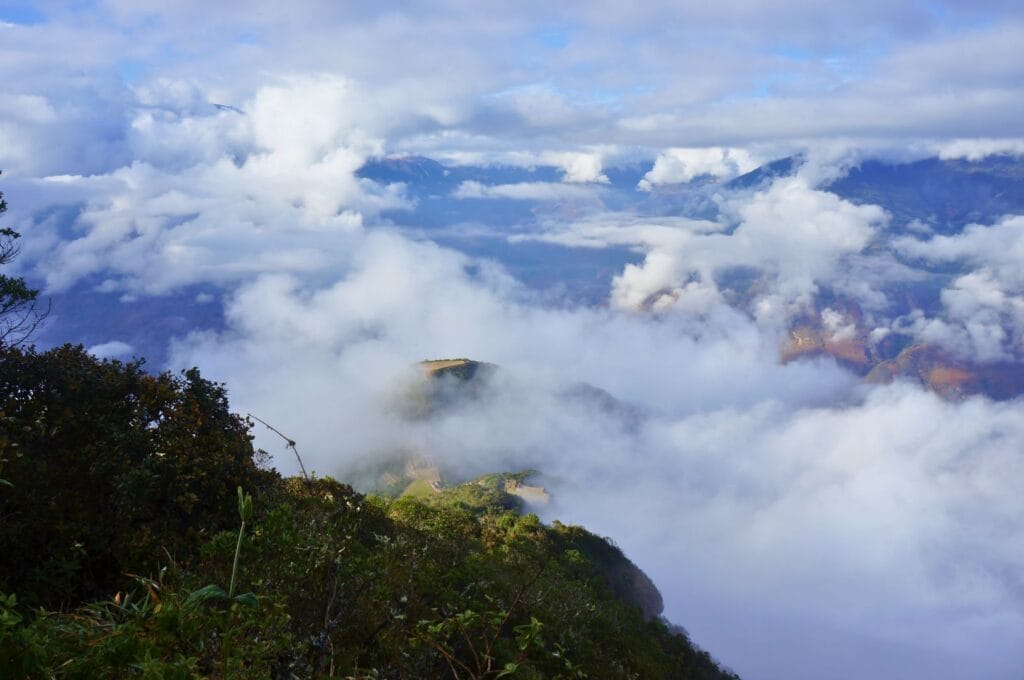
[0,343,737,679]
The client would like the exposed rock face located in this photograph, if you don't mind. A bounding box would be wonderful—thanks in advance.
[780,306,1024,400]
[420,358,495,382]
[404,452,442,488]
[867,344,975,396]
[504,478,550,506]
[780,303,874,373]
[781,324,870,369]
[404,359,498,418]
[866,344,1024,400]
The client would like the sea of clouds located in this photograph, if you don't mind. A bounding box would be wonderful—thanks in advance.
[4,3,1024,677]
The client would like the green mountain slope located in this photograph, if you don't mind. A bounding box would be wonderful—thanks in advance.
[0,344,737,679]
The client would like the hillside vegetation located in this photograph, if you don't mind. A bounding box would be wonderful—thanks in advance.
[0,344,736,679]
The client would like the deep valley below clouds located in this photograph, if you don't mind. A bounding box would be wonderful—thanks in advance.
[4,2,1024,678]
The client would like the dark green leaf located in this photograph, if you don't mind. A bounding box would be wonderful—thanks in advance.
[184,584,228,608]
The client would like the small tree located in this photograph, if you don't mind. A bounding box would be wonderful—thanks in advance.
[0,171,46,347]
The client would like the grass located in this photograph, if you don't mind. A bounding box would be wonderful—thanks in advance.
[400,478,437,498]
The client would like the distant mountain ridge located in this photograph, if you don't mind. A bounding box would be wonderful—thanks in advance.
[829,155,1024,233]
[34,151,1024,403]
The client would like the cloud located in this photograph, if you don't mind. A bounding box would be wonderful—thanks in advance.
[6,4,1024,678]
[581,384,1024,680]
[413,147,613,184]
[169,229,855,466]
[512,215,725,249]
[527,176,887,319]
[168,227,1024,680]
[895,216,1024,360]
[541,150,610,183]
[453,180,598,201]
[488,84,591,130]
[20,75,409,295]
[87,340,134,359]
[937,137,1024,161]
[6,2,1024,175]
[638,147,759,189]
[821,306,856,341]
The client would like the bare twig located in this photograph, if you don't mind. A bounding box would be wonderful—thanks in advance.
[246,412,311,486]
[413,630,471,679]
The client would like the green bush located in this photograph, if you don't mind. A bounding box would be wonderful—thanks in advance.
[0,344,273,608]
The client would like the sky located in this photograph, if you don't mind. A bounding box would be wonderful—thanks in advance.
[3,2,1024,678]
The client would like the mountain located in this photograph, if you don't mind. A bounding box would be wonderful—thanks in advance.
[727,154,1024,399]
[780,301,1024,400]
[726,156,801,190]
[369,358,638,499]
[30,152,1024,400]
[728,154,1024,233]
[0,343,739,679]
[828,155,1024,233]
[866,344,1024,400]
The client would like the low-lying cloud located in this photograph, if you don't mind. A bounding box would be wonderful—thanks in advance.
[453,180,598,201]
[638,146,759,189]
[169,228,1024,680]
[896,215,1024,361]
[527,175,888,320]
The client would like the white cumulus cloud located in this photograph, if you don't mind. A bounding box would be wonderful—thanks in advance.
[639,147,759,189]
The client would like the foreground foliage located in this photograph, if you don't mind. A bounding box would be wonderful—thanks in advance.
[0,344,273,608]
[0,344,737,679]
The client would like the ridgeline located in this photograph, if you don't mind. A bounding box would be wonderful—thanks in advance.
[0,343,737,679]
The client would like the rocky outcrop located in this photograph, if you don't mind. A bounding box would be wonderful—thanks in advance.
[504,478,550,506]
[866,344,1024,400]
